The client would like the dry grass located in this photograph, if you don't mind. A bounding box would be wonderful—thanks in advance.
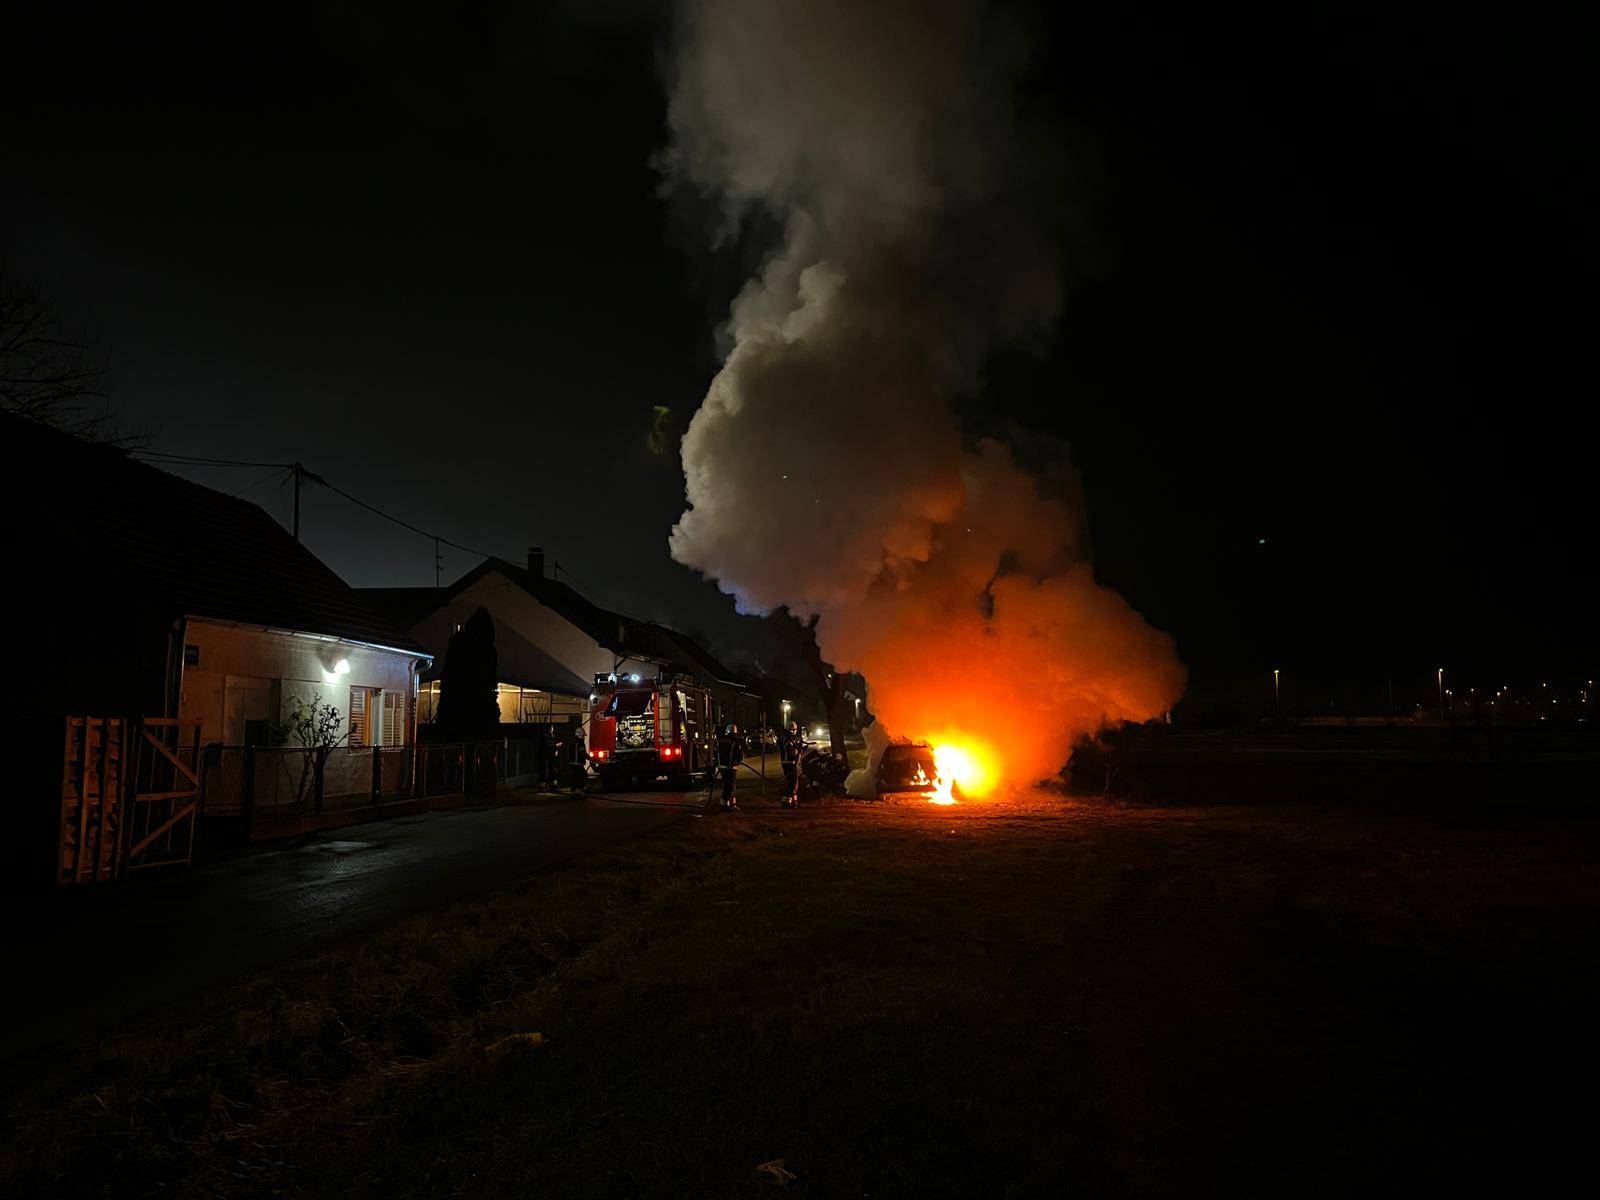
[3,793,1596,1197]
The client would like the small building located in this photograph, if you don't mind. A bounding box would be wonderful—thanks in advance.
[10,413,431,876]
[363,549,758,738]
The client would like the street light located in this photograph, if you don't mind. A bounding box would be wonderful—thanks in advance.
[1273,668,1280,712]
[1438,667,1445,720]
[781,699,791,728]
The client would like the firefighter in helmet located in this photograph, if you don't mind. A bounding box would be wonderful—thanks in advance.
[780,719,805,808]
[715,722,743,810]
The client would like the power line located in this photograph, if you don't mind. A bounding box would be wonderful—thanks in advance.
[133,446,625,603]
[134,448,495,555]
[134,450,294,469]
[551,562,625,611]
[311,476,504,561]
[230,465,293,498]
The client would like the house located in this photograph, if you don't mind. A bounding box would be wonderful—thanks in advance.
[10,412,432,840]
[363,549,760,736]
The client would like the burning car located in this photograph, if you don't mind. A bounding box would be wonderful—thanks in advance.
[874,741,940,798]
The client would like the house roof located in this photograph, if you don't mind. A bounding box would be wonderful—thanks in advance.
[10,413,428,656]
[636,621,742,687]
[361,586,450,631]
[452,557,628,650]
[419,622,591,697]
[373,555,742,688]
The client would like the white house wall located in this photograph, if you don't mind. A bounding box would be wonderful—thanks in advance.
[178,619,418,751]
[416,570,656,690]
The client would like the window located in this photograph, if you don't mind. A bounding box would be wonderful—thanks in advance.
[350,687,405,749]
[184,644,200,667]
[417,680,440,724]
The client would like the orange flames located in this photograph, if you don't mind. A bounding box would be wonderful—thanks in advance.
[820,442,1186,801]
[888,738,999,806]
[927,740,995,805]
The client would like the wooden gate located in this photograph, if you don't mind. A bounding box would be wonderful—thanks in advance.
[126,718,203,872]
[60,716,126,884]
[59,716,203,883]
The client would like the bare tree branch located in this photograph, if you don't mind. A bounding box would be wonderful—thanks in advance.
[0,274,141,445]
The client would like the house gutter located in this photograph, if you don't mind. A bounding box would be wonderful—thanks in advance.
[167,615,189,719]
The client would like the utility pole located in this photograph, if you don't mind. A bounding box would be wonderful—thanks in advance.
[434,537,442,588]
[289,463,326,542]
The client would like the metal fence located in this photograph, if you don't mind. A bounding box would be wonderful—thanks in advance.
[200,744,413,821]
[199,738,554,838]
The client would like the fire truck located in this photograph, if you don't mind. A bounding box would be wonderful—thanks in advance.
[587,672,718,790]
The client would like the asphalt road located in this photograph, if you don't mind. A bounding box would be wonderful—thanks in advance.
[2,793,700,1063]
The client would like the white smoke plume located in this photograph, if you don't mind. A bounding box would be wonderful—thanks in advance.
[662,0,1185,788]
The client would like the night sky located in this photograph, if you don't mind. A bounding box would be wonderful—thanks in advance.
[4,4,1588,695]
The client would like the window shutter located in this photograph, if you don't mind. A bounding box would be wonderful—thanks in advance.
[381,692,402,747]
[349,687,367,748]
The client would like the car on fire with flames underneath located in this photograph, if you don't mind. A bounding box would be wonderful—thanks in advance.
[587,672,718,790]
[875,741,940,798]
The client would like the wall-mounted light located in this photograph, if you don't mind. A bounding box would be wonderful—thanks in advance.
[334,658,351,675]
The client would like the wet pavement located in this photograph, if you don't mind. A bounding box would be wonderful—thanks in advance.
[3,792,702,1062]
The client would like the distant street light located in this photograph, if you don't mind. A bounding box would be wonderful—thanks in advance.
[1273,668,1280,712]
[1438,667,1445,720]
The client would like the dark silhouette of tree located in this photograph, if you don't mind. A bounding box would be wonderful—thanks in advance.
[0,275,134,444]
[436,606,500,740]
[799,614,848,756]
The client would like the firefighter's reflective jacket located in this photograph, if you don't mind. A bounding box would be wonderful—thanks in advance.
[715,730,743,770]
[780,729,804,765]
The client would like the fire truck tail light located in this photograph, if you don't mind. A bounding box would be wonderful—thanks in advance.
[590,749,609,761]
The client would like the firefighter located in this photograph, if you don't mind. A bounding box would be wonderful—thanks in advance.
[780,719,805,807]
[541,721,560,790]
[715,722,743,810]
[564,720,588,791]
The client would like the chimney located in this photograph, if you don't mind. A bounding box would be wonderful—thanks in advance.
[527,546,545,578]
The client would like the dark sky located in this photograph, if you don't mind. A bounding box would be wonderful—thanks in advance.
[4,3,1588,694]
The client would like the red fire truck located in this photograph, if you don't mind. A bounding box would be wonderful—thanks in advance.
[588,672,718,790]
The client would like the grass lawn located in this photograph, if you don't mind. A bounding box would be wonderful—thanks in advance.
[4,792,1595,1197]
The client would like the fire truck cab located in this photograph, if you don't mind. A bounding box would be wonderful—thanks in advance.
[588,672,717,790]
